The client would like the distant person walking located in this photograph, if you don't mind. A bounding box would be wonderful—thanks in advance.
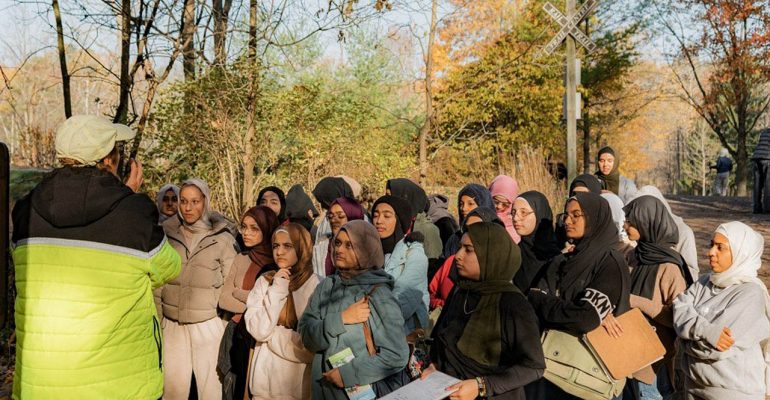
[752,128,770,213]
[710,148,733,196]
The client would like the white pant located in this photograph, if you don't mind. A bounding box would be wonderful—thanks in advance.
[162,317,226,400]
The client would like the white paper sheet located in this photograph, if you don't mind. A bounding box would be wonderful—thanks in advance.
[379,371,461,400]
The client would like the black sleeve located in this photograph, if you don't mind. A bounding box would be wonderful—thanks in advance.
[528,257,624,334]
[11,194,32,243]
[434,217,457,247]
[485,295,546,396]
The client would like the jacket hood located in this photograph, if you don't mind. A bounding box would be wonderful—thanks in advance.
[30,167,133,228]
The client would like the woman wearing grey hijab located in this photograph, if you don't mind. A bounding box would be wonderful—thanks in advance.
[161,178,237,399]
[156,184,179,224]
[299,220,410,399]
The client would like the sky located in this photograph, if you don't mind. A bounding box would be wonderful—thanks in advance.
[0,0,684,85]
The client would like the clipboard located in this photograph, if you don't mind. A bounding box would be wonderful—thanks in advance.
[584,308,666,380]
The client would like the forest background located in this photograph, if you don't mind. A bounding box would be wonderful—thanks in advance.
[2,0,770,218]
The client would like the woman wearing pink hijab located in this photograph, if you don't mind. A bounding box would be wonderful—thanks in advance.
[489,175,521,243]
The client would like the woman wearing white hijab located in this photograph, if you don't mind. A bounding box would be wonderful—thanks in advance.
[673,221,770,400]
[601,192,629,243]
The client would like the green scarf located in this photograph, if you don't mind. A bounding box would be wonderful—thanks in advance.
[456,222,522,366]
[596,146,620,195]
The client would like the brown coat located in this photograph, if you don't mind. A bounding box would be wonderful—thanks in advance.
[161,216,237,323]
[218,254,254,315]
[623,244,687,382]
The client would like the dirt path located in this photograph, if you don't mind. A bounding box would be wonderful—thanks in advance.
[666,195,770,287]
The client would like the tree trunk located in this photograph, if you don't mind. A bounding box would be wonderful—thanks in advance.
[212,0,232,65]
[248,0,257,63]
[52,0,71,118]
[182,0,196,80]
[241,0,259,210]
[114,0,131,124]
[419,0,437,185]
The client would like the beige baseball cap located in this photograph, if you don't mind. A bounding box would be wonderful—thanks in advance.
[55,115,136,165]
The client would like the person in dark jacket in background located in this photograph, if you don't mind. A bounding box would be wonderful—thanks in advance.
[710,148,733,196]
[425,222,545,400]
[752,127,770,213]
[285,184,319,232]
[427,194,459,251]
[257,186,286,221]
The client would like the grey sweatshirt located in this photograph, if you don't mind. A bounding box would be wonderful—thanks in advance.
[673,275,769,400]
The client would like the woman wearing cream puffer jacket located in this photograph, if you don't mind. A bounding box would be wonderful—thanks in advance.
[161,178,237,400]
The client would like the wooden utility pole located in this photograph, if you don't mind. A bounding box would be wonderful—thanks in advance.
[565,0,577,183]
[542,0,597,184]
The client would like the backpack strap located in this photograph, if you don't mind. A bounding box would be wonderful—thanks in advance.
[362,284,383,356]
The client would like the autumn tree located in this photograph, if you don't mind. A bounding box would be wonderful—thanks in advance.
[578,1,648,173]
[657,0,770,195]
[434,1,565,174]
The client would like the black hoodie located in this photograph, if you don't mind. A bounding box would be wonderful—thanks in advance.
[12,166,164,252]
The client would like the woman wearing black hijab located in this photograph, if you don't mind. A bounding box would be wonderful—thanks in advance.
[442,184,495,260]
[527,192,631,399]
[284,184,319,232]
[426,222,545,400]
[622,195,688,397]
[311,177,353,210]
[257,186,286,221]
[511,191,561,292]
[386,178,443,268]
[595,146,638,202]
[372,195,429,333]
[568,174,603,196]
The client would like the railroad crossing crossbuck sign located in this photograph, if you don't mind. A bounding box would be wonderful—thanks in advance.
[542,0,598,55]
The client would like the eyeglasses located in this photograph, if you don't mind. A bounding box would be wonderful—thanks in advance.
[493,199,512,209]
[511,209,534,218]
[559,212,585,223]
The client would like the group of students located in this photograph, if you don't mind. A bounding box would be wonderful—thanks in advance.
[9,115,769,400]
[146,145,769,400]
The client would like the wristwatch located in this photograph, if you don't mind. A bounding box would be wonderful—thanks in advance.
[475,376,488,398]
